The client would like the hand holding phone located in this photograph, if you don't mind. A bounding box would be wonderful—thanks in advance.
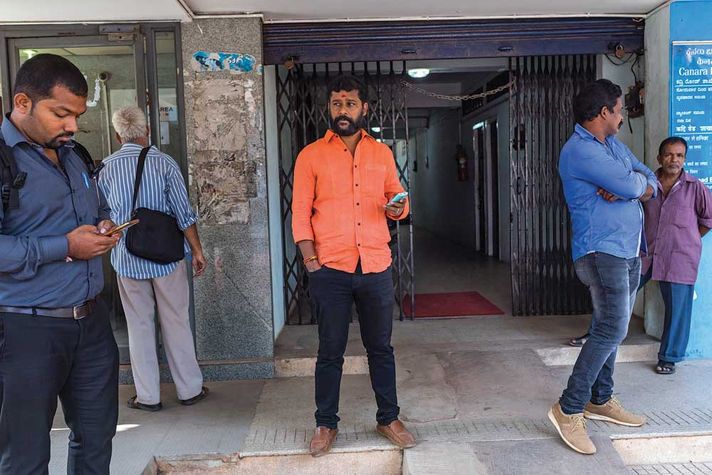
[387,191,409,206]
[105,219,139,237]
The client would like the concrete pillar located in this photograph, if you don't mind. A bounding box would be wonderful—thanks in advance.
[181,18,274,379]
[643,0,712,359]
[643,4,670,341]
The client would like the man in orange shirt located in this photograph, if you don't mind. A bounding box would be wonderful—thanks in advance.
[292,75,416,457]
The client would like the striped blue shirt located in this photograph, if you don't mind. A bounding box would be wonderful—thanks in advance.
[98,143,197,280]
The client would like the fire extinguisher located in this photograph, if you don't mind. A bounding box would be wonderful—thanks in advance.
[455,145,468,182]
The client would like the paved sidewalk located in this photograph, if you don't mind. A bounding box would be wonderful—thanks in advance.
[49,316,712,473]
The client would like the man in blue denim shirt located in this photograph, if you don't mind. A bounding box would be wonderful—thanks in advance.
[0,54,120,473]
[548,79,657,455]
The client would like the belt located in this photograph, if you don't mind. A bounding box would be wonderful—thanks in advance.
[0,299,96,320]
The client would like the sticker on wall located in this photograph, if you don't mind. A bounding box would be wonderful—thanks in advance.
[192,51,258,73]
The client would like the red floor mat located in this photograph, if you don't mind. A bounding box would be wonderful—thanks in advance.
[402,291,504,318]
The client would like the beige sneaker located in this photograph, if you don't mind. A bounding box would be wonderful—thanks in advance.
[548,402,597,455]
[584,397,646,427]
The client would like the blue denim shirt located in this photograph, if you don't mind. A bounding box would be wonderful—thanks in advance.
[0,118,110,307]
[559,124,657,261]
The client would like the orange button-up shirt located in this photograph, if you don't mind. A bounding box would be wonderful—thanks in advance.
[292,129,409,274]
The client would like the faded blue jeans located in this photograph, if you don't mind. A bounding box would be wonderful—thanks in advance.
[559,252,640,415]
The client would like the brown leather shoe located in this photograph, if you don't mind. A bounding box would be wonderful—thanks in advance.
[309,427,338,457]
[376,420,416,448]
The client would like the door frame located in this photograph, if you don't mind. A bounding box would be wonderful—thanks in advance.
[0,22,187,173]
[472,116,498,257]
[0,22,192,360]
[7,35,147,118]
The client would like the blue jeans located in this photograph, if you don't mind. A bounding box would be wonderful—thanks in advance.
[309,264,400,429]
[560,252,640,415]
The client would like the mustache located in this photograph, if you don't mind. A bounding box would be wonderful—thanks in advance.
[45,132,74,149]
[334,115,356,126]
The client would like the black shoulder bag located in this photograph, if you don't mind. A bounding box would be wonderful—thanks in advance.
[125,147,185,264]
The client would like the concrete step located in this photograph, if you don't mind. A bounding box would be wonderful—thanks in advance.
[144,449,402,475]
[403,436,630,475]
[276,341,660,378]
[613,433,712,466]
[145,434,712,475]
[629,461,712,474]
[275,355,368,378]
[536,342,658,366]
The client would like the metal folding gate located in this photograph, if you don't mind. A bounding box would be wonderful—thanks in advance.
[509,55,595,316]
[276,62,415,324]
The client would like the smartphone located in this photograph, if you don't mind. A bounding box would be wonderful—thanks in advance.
[387,191,409,206]
[105,219,139,236]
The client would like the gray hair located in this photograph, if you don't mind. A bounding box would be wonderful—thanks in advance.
[112,106,148,141]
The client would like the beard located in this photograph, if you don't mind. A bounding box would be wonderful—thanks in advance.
[44,132,74,149]
[330,113,364,137]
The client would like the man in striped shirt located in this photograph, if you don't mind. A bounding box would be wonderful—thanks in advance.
[99,106,208,411]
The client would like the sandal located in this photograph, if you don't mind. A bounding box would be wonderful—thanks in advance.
[179,386,209,406]
[655,361,676,375]
[127,395,162,412]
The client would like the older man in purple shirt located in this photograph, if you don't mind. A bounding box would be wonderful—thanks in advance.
[641,136,712,374]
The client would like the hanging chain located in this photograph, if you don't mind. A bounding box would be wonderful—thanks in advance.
[400,79,515,101]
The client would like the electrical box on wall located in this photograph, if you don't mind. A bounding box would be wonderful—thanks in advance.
[625,81,645,118]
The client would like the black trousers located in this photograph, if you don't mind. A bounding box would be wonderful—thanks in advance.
[0,301,119,475]
[309,264,400,429]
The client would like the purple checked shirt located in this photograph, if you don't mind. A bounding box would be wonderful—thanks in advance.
[642,170,712,285]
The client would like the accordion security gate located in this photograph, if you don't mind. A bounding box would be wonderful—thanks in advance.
[276,62,414,324]
[509,55,595,316]
[278,55,597,322]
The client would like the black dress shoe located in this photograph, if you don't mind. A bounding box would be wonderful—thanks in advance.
[179,386,209,406]
[568,333,590,347]
[127,395,162,412]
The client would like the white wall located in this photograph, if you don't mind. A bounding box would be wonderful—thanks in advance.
[597,56,646,164]
[264,66,286,339]
[410,108,476,247]
[641,5,671,334]
[461,99,511,262]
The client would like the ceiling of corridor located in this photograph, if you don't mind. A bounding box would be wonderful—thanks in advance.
[1,0,668,23]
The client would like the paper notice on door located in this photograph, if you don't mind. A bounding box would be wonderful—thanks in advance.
[160,121,170,145]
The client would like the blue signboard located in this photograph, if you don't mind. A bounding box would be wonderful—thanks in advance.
[671,42,712,188]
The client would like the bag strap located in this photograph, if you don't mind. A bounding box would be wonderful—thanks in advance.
[0,137,26,212]
[71,141,97,175]
[131,147,151,213]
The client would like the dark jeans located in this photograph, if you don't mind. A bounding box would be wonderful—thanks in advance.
[309,265,399,429]
[0,301,119,475]
[560,253,640,415]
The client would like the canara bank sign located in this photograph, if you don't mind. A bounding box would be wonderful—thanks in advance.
[672,42,712,188]
[678,46,712,76]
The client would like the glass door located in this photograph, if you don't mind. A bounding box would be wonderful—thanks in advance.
[4,24,188,362]
[10,35,147,363]
[10,35,147,161]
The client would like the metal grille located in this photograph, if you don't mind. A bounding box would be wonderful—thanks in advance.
[509,55,595,316]
[276,62,414,324]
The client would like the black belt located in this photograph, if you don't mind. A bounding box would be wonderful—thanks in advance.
[0,299,96,320]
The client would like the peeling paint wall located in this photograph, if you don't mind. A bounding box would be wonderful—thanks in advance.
[182,18,274,379]
[187,72,262,224]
